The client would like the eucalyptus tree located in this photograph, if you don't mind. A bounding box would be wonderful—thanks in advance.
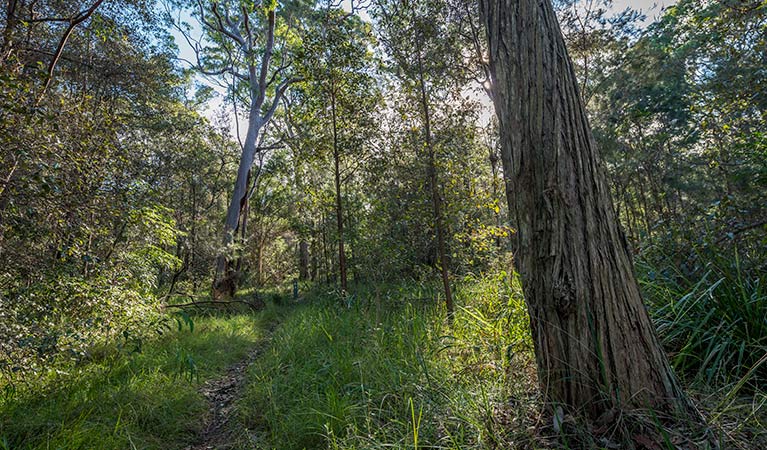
[173,0,305,298]
[479,0,706,430]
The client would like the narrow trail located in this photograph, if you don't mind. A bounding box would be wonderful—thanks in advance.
[186,342,266,449]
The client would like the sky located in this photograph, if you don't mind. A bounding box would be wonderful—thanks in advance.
[612,0,677,23]
[172,0,679,74]
[172,0,681,139]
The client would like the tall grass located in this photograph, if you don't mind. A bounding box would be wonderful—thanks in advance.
[639,248,767,387]
[235,276,537,449]
[0,313,266,450]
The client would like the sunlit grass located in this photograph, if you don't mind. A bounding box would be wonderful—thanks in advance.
[2,272,765,450]
[235,276,539,449]
[0,312,267,450]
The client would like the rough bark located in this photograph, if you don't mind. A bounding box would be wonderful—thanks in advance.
[479,0,696,420]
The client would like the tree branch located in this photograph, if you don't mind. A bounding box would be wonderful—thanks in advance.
[255,8,276,107]
[262,77,303,124]
[37,0,106,102]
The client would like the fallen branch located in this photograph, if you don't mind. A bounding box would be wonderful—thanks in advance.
[163,299,263,310]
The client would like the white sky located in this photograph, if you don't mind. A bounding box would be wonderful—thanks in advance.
[172,0,681,138]
[613,0,677,23]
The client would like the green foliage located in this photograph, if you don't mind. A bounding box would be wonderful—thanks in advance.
[1,1,766,448]
[561,0,767,394]
[588,0,767,251]
[640,249,767,387]
[0,0,240,381]
[0,313,264,449]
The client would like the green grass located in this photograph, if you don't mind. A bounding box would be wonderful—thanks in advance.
[639,248,767,446]
[234,276,538,449]
[3,271,765,449]
[0,311,268,450]
[639,252,767,387]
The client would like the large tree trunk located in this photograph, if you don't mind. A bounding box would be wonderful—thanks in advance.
[480,0,696,421]
[213,110,264,299]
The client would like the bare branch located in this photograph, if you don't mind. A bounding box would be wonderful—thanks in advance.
[262,77,303,124]
[255,9,276,106]
[211,2,247,49]
[37,0,106,102]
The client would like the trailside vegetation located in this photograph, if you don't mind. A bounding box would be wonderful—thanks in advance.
[1,0,765,448]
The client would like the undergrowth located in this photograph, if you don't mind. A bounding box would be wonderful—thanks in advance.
[235,275,540,449]
[639,248,767,388]
[1,270,765,450]
[235,273,767,449]
[0,312,266,450]
[638,246,767,448]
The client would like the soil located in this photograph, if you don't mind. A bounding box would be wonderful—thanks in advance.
[186,347,263,450]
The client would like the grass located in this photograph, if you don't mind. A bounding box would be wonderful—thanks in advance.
[234,275,540,449]
[639,251,767,387]
[0,311,268,450]
[233,274,766,449]
[638,247,767,447]
[2,270,765,449]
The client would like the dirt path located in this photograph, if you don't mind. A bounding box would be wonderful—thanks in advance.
[186,346,264,450]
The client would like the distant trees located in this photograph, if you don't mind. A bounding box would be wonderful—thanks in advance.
[269,4,381,291]
[596,0,766,250]
[298,6,380,293]
[480,0,701,424]
[374,0,462,317]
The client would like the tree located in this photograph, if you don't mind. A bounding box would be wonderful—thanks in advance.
[479,0,702,425]
[374,0,464,319]
[593,0,767,250]
[177,0,301,298]
[278,5,380,292]
[304,7,377,293]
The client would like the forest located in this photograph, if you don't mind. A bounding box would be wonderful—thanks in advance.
[0,0,765,448]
